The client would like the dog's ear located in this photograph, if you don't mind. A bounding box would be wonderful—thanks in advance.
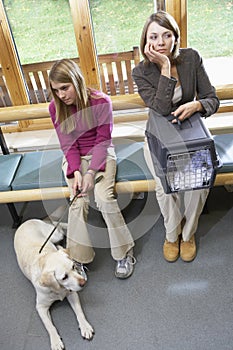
[39,271,61,292]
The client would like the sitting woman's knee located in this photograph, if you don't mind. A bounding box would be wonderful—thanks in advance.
[70,196,89,210]
[95,187,117,210]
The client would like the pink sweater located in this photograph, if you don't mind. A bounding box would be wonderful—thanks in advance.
[49,91,114,178]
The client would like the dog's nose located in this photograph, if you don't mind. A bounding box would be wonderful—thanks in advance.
[79,278,86,287]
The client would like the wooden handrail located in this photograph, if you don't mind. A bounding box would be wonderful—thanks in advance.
[215,84,233,100]
[0,171,231,204]
[0,92,232,124]
[0,95,146,123]
[0,179,158,204]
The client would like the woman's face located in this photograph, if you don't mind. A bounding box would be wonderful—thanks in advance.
[51,81,76,105]
[146,21,176,57]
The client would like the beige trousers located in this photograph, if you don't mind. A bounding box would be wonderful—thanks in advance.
[62,153,134,263]
[144,140,209,242]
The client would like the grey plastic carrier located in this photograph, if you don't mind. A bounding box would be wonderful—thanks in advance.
[146,111,222,194]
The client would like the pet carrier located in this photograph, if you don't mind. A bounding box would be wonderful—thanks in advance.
[145,111,222,194]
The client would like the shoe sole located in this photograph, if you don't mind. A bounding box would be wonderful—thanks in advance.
[115,269,134,279]
[163,255,179,263]
[180,253,196,262]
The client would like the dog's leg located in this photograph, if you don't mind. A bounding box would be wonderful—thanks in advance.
[67,292,94,340]
[36,302,64,350]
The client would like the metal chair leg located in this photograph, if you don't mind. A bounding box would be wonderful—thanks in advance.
[6,203,22,228]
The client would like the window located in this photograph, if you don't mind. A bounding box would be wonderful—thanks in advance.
[90,0,154,54]
[4,0,77,64]
[187,0,233,86]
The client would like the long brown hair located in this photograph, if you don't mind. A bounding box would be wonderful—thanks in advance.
[49,58,93,133]
[140,11,180,64]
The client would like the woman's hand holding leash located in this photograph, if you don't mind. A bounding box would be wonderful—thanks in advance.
[81,170,96,195]
[39,175,103,254]
[73,170,101,197]
[73,170,82,196]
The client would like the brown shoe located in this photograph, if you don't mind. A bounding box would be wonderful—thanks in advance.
[163,238,180,262]
[180,235,196,262]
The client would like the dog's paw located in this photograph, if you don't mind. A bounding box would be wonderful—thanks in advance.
[50,334,65,350]
[79,321,95,340]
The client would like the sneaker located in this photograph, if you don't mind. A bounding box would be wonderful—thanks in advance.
[115,254,136,279]
[72,261,88,281]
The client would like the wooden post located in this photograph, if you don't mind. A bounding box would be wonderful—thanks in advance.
[166,0,187,48]
[69,0,101,90]
[0,0,30,128]
[155,0,166,11]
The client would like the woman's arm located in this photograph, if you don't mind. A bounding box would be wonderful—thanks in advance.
[194,50,220,117]
[132,62,177,115]
[172,49,220,122]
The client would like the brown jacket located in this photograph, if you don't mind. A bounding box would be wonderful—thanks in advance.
[132,48,219,118]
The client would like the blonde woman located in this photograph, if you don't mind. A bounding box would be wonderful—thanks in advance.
[49,59,136,278]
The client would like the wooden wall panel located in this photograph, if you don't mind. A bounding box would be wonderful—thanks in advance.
[166,0,187,48]
[69,0,101,90]
[0,0,30,128]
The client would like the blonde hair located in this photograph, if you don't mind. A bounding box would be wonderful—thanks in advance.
[49,58,93,133]
[140,11,180,65]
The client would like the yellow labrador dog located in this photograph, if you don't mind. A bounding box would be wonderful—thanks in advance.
[14,219,94,350]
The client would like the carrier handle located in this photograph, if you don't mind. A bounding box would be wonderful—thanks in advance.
[175,116,182,129]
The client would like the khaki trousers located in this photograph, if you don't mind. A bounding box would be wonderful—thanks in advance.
[62,154,134,263]
[144,140,209,242]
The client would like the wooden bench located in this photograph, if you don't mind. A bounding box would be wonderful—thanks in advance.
[0,94,233,227]
[0,47,140,107]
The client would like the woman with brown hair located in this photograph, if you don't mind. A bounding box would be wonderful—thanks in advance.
[132,11,219,262]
